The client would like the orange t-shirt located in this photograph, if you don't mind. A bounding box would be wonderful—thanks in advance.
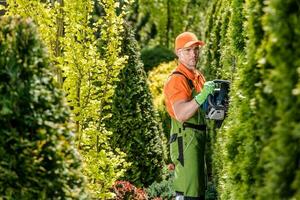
[163,63,206,119]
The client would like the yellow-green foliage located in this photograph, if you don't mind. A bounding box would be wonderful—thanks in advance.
[4,0,131,198]
[148,61,176,108]
[59,1,129,197]
[4,1,61,64]
[148,60,176,141]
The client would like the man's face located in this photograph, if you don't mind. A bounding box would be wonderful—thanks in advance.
[176,45,201,70]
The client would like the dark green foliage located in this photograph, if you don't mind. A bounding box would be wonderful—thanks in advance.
[229,0,246,53]
[202,0,226,80]
[106,25,166,187]
[129,0,210,48]
[0,17,86,199]
[205,181,217,200]
[141,45,176,73]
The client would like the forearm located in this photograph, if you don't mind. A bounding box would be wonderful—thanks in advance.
[172,99,200,123]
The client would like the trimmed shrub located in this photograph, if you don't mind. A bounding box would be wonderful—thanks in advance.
[106,26,166,187]
[0,16,86,199]
[201,0,300,199]
[254,0,300,198]
[141,45,176,73]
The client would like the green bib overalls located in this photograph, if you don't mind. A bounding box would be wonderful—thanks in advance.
[169,81,207,198]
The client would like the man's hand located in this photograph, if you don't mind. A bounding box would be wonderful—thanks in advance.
[194,81,215,105]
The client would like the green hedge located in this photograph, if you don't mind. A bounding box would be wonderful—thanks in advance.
[200,0,300,199]
[0,16,86,199]
[254,0,300,198]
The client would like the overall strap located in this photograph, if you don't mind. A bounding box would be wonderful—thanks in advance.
[183,122,206,131]
[172,71,194,90]
[171,71,207,131]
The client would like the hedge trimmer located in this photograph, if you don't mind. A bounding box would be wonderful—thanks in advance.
[203,80,230,127]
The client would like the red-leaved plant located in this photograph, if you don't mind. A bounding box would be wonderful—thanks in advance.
[112,181,147,200]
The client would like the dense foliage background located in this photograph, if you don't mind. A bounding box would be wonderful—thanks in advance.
[0,0,299,199]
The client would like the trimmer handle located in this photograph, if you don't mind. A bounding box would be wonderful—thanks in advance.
[213,79,230,84]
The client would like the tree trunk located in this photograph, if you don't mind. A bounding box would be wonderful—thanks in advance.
[52,0,64,87]
[166,0,171,48]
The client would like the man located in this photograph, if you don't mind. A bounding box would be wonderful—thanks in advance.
[164,32,215,200]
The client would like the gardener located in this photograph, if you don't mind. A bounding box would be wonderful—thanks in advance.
[164,32,215,200]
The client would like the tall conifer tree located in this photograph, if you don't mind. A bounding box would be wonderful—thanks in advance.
[106,25,166,187]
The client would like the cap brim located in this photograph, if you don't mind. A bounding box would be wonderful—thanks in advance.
[184,40,205,48]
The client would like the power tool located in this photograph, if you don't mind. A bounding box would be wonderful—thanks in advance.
[202,80,230,127]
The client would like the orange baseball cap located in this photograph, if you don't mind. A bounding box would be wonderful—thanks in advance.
[175,32,205,51]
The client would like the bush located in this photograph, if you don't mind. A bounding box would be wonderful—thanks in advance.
[0,16,86,199]
[146,164,175,200]
[106,26,166,187]
[205,181,218,200]
[141,45,176,73]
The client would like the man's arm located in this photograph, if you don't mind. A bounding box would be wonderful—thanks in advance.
[172,99,199,123]
[172,81,216,123]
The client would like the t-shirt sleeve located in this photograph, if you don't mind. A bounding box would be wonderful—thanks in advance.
[164,75,192,105]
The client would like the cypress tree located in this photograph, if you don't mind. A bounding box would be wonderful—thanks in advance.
[106,25,166,187]
[0,17,86,199]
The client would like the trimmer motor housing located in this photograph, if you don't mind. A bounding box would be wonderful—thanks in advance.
[203,80,230,127]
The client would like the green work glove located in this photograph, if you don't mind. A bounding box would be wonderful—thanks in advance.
[194,81,215,105]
